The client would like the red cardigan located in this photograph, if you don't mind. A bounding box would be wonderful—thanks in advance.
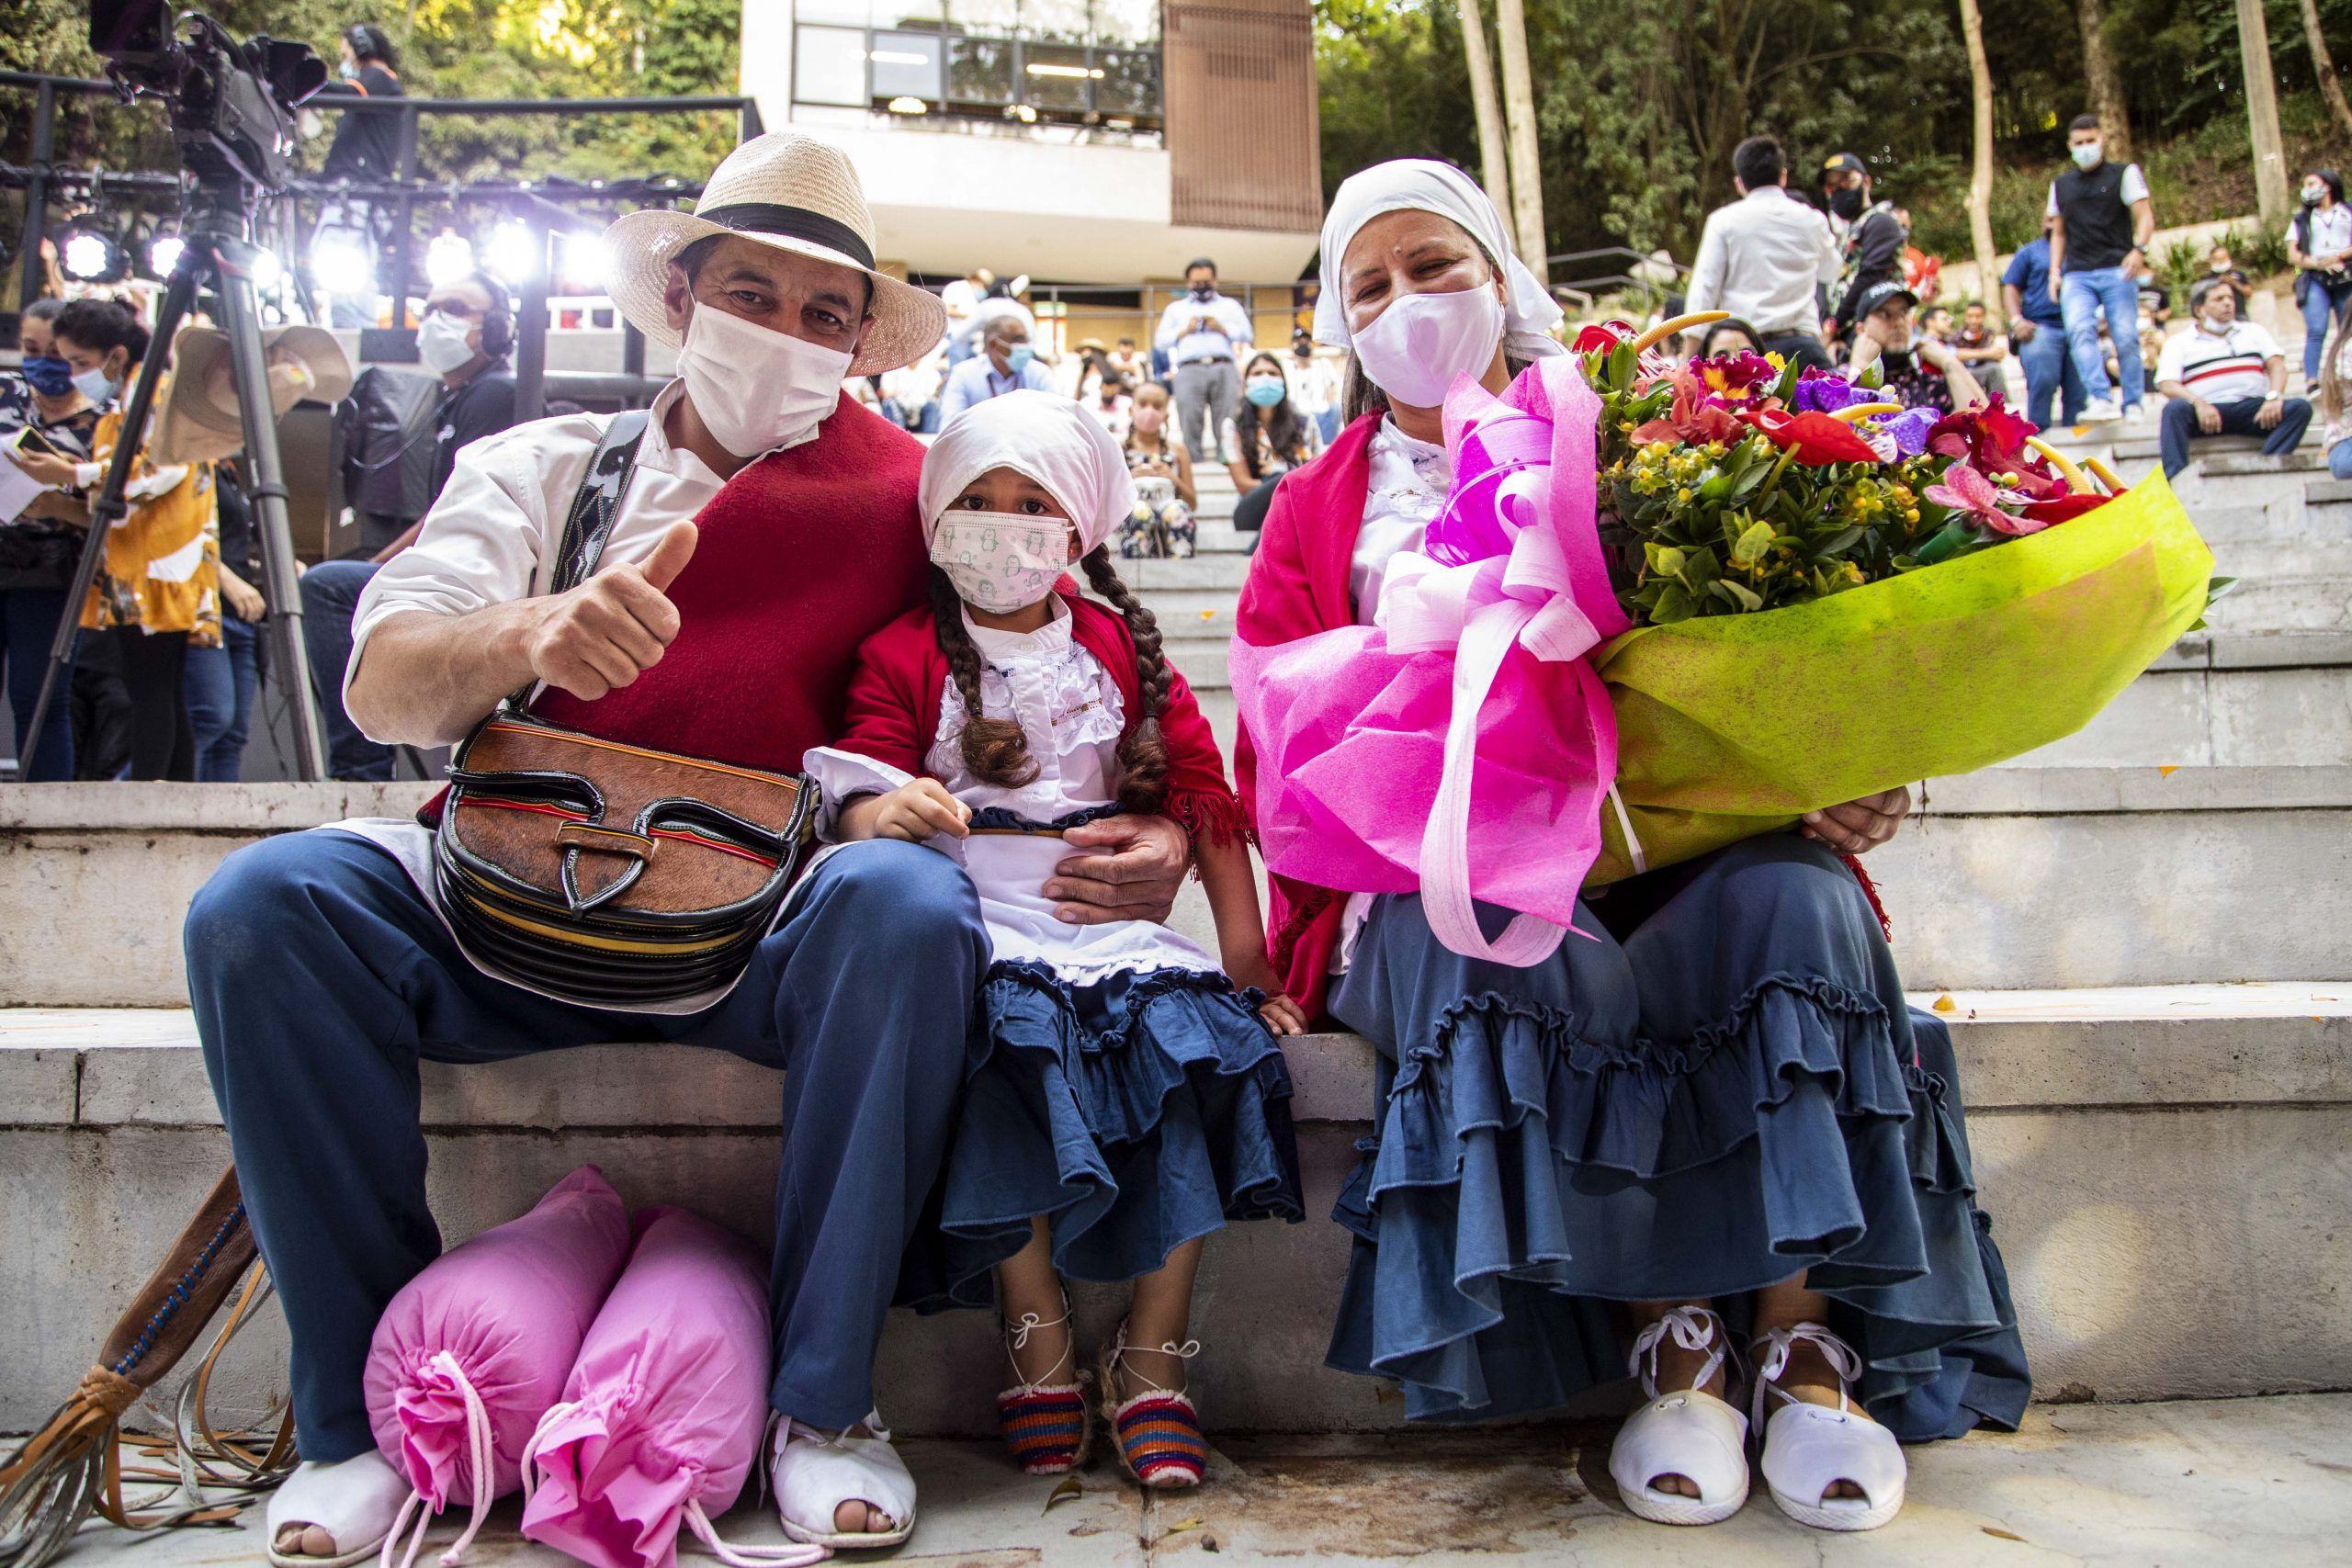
[1233,412,1384,1020]
[835,585,1249,846]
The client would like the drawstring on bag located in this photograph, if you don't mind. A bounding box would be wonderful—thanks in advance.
[681,1498,831,1567]
[381,1351,497,1568]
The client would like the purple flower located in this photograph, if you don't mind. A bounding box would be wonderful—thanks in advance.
[1791,368,1873,415]
[1878,408,1938,457]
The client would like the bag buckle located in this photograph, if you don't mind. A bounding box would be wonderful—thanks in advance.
[555,822,658,863]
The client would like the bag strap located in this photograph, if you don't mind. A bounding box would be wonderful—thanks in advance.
[503,408,650,712]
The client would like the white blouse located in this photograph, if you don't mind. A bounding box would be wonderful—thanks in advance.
[1349,418,1453,624]
[807,597,1220,984]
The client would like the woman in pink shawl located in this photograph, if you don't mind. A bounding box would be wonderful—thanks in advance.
[1233,161,2026,1536]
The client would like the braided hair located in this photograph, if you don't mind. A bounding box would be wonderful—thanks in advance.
[924,548,1172,810]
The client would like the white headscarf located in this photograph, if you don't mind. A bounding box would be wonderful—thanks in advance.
[919,389,1136,556]
[1312,159,1564,362]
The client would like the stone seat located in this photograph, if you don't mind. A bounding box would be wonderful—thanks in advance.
[6,982,2347,1438]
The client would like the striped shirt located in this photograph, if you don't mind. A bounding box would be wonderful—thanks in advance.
[2154,321,2281,406]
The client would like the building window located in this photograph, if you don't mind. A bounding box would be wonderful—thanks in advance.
[793,1,1162,130]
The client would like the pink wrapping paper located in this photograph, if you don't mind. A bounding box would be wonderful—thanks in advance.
[1230,355,1628,964]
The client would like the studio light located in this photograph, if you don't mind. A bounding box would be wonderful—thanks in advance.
[555,231,608,295]
[309,225,373,295]
[58,221,128,284]
[147,234,186,276]
[485,220,541,285]
[425,231,476,288]
[250,247,283,290]
[887,96,928,115]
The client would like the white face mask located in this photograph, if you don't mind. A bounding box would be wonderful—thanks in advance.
[72,365,119,403]
[674,304,853,458]
[1349,283,1505,410]
[2070,140,2103,171]
[929,512,1071,615]
[418,309,479,375]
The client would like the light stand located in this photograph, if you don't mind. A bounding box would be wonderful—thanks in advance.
[23,184,327,780]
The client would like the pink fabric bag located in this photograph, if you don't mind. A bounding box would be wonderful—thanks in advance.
[364,1165,633,1567]
[1230,355,1630,965]
[520,1207,819,1568]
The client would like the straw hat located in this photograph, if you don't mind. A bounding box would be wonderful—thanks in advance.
[603,130,947,377]
[150,324,354,465]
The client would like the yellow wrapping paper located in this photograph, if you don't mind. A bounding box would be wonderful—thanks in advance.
[1585,468,2214,885]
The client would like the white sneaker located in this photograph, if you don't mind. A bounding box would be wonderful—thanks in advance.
[1609,1306,1750,1527]
[2078,399,2120,422]
[2121,404,2149,426]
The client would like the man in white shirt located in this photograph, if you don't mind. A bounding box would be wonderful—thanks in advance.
[2154,276,2311,479]
[1154,256,1252,462]
[940,310,1057,419]
[1286,326,1343,443]
[177,131,1195,1568]
[1685,135,1841,372]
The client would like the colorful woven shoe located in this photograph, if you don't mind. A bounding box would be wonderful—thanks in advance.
[1099,1319,1207,1489]
[995,1302,1091,1475]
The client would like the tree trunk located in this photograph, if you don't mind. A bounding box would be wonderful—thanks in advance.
[2238,0,2291,232]
[1958,0,2002,326]
[2298,0,2352,140]
[1491,0,1549,283]
[2074,0,2132,164]
[1455,0,1514,218]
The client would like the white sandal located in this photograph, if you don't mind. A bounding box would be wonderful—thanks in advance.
[1751,1323,1906,1532]
[262,1451,412,1568]
[1607,1306,1750,1527]
[771,1411,918,1550]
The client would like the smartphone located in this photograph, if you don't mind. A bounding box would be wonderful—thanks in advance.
[11,426,65,460]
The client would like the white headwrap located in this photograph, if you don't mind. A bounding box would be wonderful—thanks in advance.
[1312,159,1564,362]
[919,389,1136,556]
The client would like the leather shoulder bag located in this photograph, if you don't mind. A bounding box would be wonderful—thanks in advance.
[431,411,818,1007]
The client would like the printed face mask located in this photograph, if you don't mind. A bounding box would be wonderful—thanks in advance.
[930,512,1071,614]
[674,304,853,458]
[1348,283,1505,410]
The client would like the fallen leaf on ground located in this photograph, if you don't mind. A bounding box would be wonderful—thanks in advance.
[1043,1476,1083,1514]
[1984,1526,2028,1541]
[2159,765,2180,777]
[1933,993,1957,1012]
[1164,1517,1204,1534]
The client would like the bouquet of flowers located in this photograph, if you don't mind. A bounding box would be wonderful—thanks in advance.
[1576,313,2217,883]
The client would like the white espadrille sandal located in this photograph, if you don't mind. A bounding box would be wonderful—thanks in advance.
[262,1451,411,1568]
[771,1411,918,1549]
[1607,1305,1750,1527]
[1751,1323,1906,1532]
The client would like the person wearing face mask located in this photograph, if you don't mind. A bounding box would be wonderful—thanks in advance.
[2288,169,2352,382]
[319,23,405,183]
[1233,159,2025,1537]
[1823,153,1906,349]
[176,130,1199,1568]
[942,310,1057,419]
[1287,327,1341,445]
[2154,276,2309,480]
[1154,258,1254,464]
[1685,136,1841,374]
[0,299,104,779]
[1220,352,1319,538]
[2046,112,2155,423]
[1117,382,1197,558]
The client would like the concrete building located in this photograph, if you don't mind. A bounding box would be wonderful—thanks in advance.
[738,0,1324,349]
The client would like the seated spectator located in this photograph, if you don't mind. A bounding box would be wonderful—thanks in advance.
[1088,372,1132,442]
[880,344,944,434]
[1918,304,1955,344]
[1223,351,1320,540]
[2207,243,2252,306]
[1845,279,1984,412]
[940,310,1054,420]
[1118,383,1197,558]
[2134,265,2171,330]
[1694,318,1764,359]
[2319,312,2352,480]
[1949,300,2008,402]
[2153,276,2310,480]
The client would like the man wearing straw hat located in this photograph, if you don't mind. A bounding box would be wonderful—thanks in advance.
[180,130,1200,1563]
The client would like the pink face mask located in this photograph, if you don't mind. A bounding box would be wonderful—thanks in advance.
[1131,405,1167,433]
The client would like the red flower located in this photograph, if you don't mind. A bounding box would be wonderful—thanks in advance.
[1740,407,1881,466]
[1631,367,1747,446]
[2018,492,2114,525]
[1926,398,2064,500]
[1574,320,1638,354]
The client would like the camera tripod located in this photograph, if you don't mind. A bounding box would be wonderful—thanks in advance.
[24,184,327,780]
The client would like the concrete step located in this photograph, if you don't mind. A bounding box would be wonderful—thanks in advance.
[5,984,2346,1438]
[63,1396,2352,1566]
[2202,575,2352,632]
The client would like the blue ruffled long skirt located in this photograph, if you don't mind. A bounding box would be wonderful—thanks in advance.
[899,961,1305,1312]
[1323,834,2030,1440]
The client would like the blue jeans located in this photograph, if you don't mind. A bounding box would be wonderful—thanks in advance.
[187,830,986,1459]
[2299,275,2352,380]
[0,585,74,781]
[2158,395,2314,479]
[185,616,259,783]
[2060,265,2143,411]
[298,559,395,781]
[2331,438,2352,480]
[2016,321,2087,430]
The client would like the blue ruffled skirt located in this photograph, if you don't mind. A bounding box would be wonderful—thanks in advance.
[1324,835,2030,1440]
[899,961,1305,1312]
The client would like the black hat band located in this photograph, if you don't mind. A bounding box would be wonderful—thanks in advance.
[694,202,876,271]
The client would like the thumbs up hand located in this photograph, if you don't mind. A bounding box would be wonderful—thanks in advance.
[523,522,697,701]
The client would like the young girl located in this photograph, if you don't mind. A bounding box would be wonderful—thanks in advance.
[807,391,1304,1491]
[1118,383,1196,558]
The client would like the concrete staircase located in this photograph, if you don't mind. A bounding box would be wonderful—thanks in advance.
[2,425,2348,1450]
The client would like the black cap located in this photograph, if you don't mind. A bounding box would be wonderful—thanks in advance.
[1850,278,1918,318]
[1822,152,1868,179]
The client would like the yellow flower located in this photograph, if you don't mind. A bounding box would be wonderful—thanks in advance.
[1676,487,1694,502]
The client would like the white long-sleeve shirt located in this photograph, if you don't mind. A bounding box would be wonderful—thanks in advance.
[1684,187,1842,338]
[1154,292,1253,367]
